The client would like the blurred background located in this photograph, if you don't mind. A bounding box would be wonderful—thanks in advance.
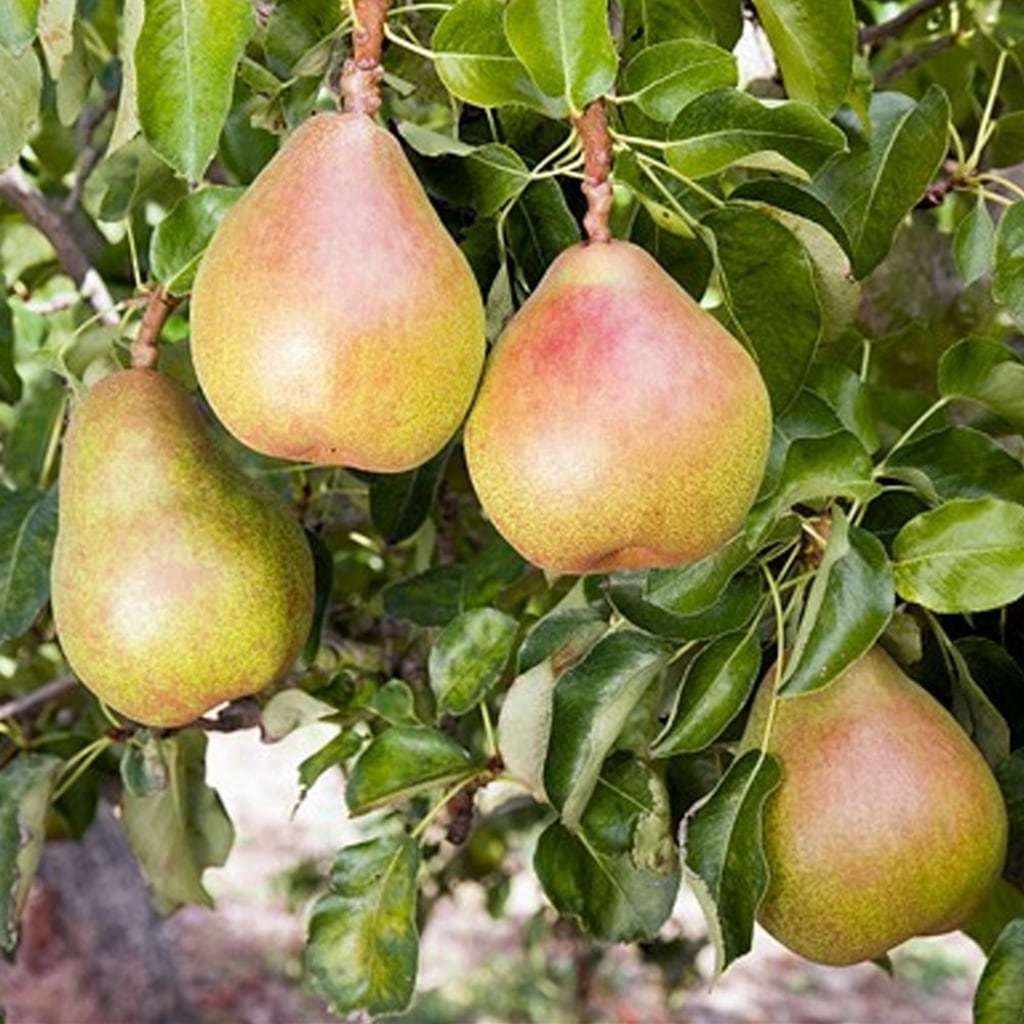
[0,723,986,1024]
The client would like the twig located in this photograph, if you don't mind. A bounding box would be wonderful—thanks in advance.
[0,164,119,326]
[130,286,181,370]
[63,89,119,215]
[0,677,79,722]
[875,34,958,85]
[340,0,391,116]
[860,0,947,45]
[573,101,614,244]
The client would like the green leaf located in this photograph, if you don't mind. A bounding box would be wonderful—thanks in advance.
[306,835,420,1017]
[990,110,1024,168]
[302,528,333,665]
[120,732,170,797]
[534,758,680,941]
[429,608,518,716]
[973,919,1024,1024]
[432,0,566,115]
[946,642,1009,768]
[780,514,894,696]
[805,363,878,454]
[682,748,781,976]
[368,443,450,544]
[0,488,58,642]
[136,0,253,179]
[504,0,617,113]
[886,427,1024,505]
[938,338,1024,430]
[730,178,850,255]
[0,0,38,52]
[0,295,18,404]
[108,0,144,154]
[620,0,715,47]
[893,498,1024,614]
[517,605,607,675]
[37,0,75,78]
[622,40,736,124]
[506,178,581,287]
[369,679,422,727]
[963,881,1024,955]
[646,534,752,617]
[150,186,242,293]
[668,90,846,179]
[0,754,60,955]
[120,731,234,914]
[383,565,465,626]
[544,631,672,828]
[296,730,363,807]
[0,46,41,171]
[954,198,996,286]
[652,630,761,756]
[260,689,334,742]
[704,205,822,412]
[498,660,558,798]
[751,0,854,115]
[811,88,951,278]
[345,727,479,815]
[994,201,1024,329]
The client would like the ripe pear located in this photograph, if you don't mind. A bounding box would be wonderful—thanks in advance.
[191,112,486,473]
[464,240,771,574]
[745,646,1007,966]
[52,369,314,727]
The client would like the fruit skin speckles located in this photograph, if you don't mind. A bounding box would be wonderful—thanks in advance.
[464,239,772,575]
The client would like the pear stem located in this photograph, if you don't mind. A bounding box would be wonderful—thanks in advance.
[130,287,180,370]
[341,0,391,115]
[573,101,614,244]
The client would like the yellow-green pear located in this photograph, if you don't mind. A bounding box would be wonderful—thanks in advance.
[745,646,1007,966]
[464,240,771,574]
[191,112,486,473]
[52,369,314,727]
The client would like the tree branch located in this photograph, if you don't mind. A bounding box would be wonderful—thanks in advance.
[63,88,119,215]
[573,101,614,244]
[0,164,119,326]
[875,34,957,85]
[130,286,181,369]
[860,0,947,46]
[0,677,78,721]
[340,0,391,116]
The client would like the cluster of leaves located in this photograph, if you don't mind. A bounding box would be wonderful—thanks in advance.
[1,0,1024,1020]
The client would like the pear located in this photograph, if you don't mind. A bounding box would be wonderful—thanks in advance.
[51,369,314,727]
[745,646,1007,966]
[191,112,486,473]
[464,240,771,574]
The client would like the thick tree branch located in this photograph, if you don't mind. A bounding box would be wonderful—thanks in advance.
[0,164,119,326]
[860,0,947,45]
[340,0,391,116]
[573,101,614,244]
[130,286,181,369]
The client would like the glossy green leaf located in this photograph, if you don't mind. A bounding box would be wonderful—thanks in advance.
[432,0,565,115]
[622,41,736,124]
[0,0,38,52]
[136,0,253,179]
[653,629,761,756]
[0,46,41,170]
[120,731,234,914]
[368,443,450,544]
[973,919,1024,1024]
[811,88,951,278]
[646,534,752,617]
[954,198,996,286]
[517,605,607,675]
[429,607,518,715]
[994,201,1024,329]
[704,205,822,412]
[620,0,715,47]
[0,754,60,955]
[504,0,617,113]
[306,835,420,1017]
[751,0,854,114]
[150,186,242,293]
[886,427,1024,505]
[893,498,1024,613]
[534,758,680,941]
[938,338,1024,430]
[0,488,58,642]
[668,90,846,179]
[781,514,894,696]
[544,630,672,828]
[805,363,879,454]
[120,732,170,797]
[296,730,363,807]
[108,0,144,154]
[345,727,479,815]
[682,749,781,976]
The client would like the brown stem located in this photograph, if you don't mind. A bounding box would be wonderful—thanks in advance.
[0,677,78,722]
[875,33,957,85]
[340,0,392,116]
[130,287,181,370]
[573,101,614,244]
[0,164,118,326]
[860,0,946,45]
